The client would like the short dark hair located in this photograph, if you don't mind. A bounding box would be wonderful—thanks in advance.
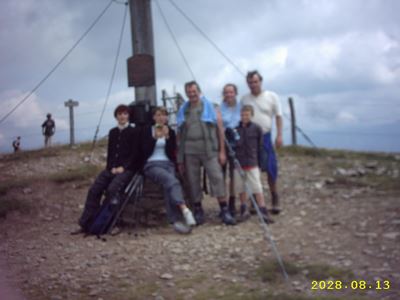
[114,104,130,118]
[184,81,201,93]
[152,106,168,116]
[241,105,254,116]
[246,70,263,82]
[223,83,238,95]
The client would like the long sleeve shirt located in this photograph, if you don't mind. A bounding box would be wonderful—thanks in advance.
[106,126,139,172]
[235,121,263,168]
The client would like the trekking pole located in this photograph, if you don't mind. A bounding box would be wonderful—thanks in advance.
[225,138,289,280]
[107,173,143,234]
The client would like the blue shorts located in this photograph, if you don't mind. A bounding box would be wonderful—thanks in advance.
[259,132,278,183]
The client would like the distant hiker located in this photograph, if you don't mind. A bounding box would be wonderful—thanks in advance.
[12,136,21,153]
[220,83,241,217]
[234,105,273,223]
[139,107,196,234]
[241,70,283,214]
[41,113,56,148]
[77,105,140,233]
[177,81,236,226]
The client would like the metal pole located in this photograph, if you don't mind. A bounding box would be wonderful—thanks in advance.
[288,97,297,146]
[162,89,167,107]
[225,138,289,280]
[128,0,156,105]
[70,106,75,145]
[64,99,79,146]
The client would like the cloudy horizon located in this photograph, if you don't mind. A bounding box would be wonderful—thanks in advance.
[1,0,399,153]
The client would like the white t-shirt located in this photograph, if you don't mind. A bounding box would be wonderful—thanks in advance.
[240,90,282,133]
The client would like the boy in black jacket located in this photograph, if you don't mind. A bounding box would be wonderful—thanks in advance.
[77,104,139,232]
[234,105,273,223]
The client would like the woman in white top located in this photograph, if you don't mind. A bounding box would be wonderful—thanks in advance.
[140,107,196,234]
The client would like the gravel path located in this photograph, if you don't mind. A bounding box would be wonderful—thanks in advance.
[0,146,399,300]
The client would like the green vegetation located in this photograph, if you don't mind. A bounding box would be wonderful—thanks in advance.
[124,282,160,300]
[304,264,354,281]
[176,274,207,289]
[361,173,400,190]
[281,145,397,162]
[256,260,354,282]
[257,260,301,282]
[0,196,31,218]
[0,178,33,196]
[255,294,368,300]
[192,287,369,300]
[57,138,108,152]
[48,164,102,184]
[1,147,60,162]
[0,138,108,163]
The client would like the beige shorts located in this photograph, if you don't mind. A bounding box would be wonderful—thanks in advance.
[234,167,263,194]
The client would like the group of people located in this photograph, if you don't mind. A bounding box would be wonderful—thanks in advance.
[77,70,283,234]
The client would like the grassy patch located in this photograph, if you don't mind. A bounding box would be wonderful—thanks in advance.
[281,145,398,162]
[176,274,207,289]
[193,286,368,300]
[125,282,160,300]
[256,260,354,282]
[0,139,108,163]
[361,173,400,190]
[257,260,301,282]
[331,172,400,191]
[280,145,323,158]
[48,164,102,184]
[261,294,368,300]
[0,196,31,218]
[329,176,369,188]
[71,138,108,151]
[1,147,60,162]
[304,264,354,281]
[0,178,34,196]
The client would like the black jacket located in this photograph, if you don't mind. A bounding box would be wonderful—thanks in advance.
[139,125,177,169]
[235,121,263,168]
[106,125,139,172]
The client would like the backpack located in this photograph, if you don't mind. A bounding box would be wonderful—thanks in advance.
[86,173,144,237]
[86,198,120,236]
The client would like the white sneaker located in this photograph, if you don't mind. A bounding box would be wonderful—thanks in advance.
[183,208,196,226]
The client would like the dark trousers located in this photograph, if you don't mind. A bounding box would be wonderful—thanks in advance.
[78,169,133,229]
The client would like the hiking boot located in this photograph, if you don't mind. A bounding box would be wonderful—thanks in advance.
[220,208,236,225]
[183,208,196,226]
[172,222,192,234]
[271,192,281,215]
[228,196,236,217]
[238,204,250,223]
[193,205,205,225]
[260,207,274,224]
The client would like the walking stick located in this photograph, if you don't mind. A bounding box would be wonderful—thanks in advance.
[225,138,289,280]
[107,173,144,234]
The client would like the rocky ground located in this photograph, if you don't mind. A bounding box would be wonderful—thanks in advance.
[0,143,399,300]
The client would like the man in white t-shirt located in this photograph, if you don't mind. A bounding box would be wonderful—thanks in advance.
[240,70,283,214]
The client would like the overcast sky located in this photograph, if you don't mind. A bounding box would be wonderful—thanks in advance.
[1,0,399,153]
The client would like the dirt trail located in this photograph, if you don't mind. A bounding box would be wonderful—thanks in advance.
[0,145,399,300]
